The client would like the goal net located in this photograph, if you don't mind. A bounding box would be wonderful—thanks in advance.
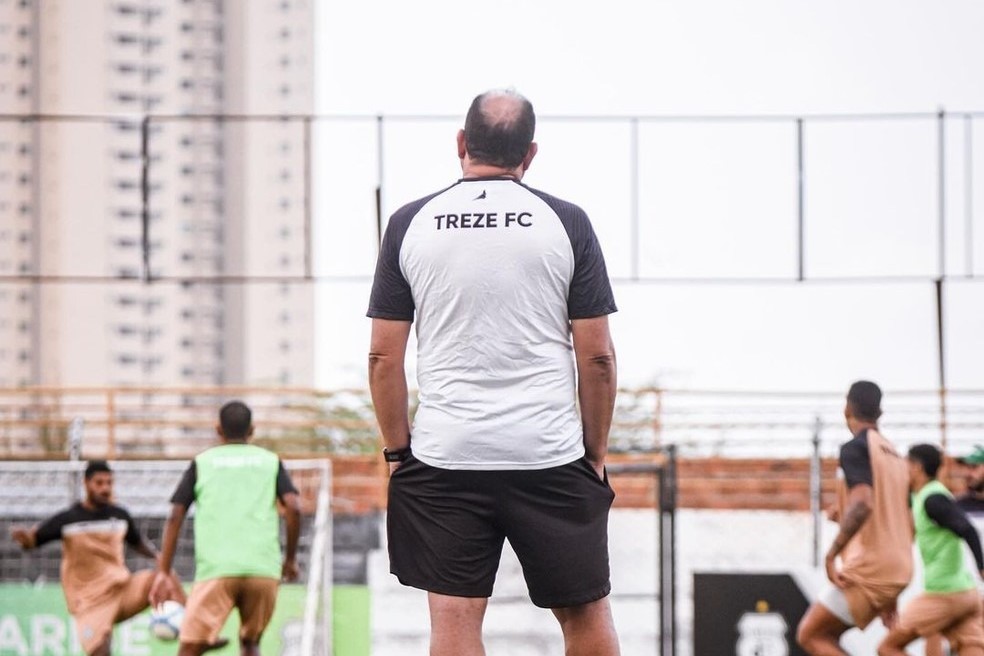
[0,458,333,656]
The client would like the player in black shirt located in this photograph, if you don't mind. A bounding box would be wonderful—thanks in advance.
[9,461,226,656]
[10,461,172,655]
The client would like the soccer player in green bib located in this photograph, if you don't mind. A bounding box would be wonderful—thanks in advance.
[879,444,984,655]
[150,401,302,656]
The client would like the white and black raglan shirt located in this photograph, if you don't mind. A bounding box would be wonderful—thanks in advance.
[368,176,617,470]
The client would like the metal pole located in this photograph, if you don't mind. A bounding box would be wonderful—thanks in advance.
[797,118,805,281]
[303,117,313,280]
[630,117,640,281]
[938,108,947,279]
[656,456,664,655]
[29,0,43,389]
[301,461,332,656]
[654,389,663,448]
[324,462,334,655]
[659,445,677,656]
[375,115,384,250]
[966,115,975,277]
[68,417,84,502]
[934,111,949,450]
[936,278,948,450]
[140,116,151,282]
[668,444,677,656]
[107,389,117,459]
[810,416,822,568]
[607,460,668,654]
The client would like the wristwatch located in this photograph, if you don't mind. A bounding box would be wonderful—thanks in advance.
[383,445,411,463]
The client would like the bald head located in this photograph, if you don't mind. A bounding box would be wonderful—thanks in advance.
[463,89,536,169]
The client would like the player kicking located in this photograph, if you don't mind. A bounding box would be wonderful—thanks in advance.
[8,460,226,655]
[797,381,913,655]
[877,444,984,656]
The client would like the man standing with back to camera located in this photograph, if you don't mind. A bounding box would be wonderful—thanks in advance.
[367,89,620,655]
[797,380,913,655]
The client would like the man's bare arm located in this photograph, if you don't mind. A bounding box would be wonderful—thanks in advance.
[571,316,617,479]
[149,503,187,606]
[368,318,413,457]
[824,484,873,587]
[827,484,873,559]
[281,492,302,581]
[157,503,186,574]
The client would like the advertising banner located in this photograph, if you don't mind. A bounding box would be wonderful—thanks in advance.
[0,584,368,656]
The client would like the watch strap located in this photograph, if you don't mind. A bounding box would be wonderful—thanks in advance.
[383,446,411,463]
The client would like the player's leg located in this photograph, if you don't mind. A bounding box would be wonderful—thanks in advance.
[178,579,236,656]
[925,634,948,656]
[177,641,231,656]
[880,593,956,656]
[116,570,156,622]
[796,599,851,656]
[234,577,280,656]
[552,597,620,656]
[87,638,111,656]
[74,599,119,656]
[877,625,920,656]
[502,458,619,656]
[130,570,225,651]
[428,593,488,656]
[943,590,984,656]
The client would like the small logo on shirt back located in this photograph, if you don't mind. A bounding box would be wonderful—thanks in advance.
[473,190,486,200]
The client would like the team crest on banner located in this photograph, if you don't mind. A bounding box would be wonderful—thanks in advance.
[735,601,789,656]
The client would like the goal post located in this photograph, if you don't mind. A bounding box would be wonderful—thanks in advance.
[298,458,333,656]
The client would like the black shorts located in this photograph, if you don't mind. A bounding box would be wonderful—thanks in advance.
[387,454,615,608]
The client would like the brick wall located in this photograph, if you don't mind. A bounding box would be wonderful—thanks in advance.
[317,453,843,513]
[327,455,388,514]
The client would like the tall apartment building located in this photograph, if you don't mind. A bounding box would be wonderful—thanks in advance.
[0,0,314,388]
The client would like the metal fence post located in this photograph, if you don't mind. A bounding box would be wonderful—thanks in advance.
[661,444,678,656]
[68,417,84,502]
[936,278,948,450]
[140,115,151,282]
[303,116,313,280]
[810,416,823,568]
[797,118,805,281]
[630,117,640,281]
[938,108,947,280]
[106,389,117,458]
[375,114,384,250]
[966,114,975,277]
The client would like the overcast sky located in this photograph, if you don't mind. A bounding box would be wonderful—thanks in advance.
[312,0,984,395]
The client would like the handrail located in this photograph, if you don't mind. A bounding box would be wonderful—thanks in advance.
[2,386,982,459]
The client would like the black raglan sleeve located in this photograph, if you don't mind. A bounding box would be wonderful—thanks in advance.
[839,438,873,489]
[925,493,984,571]
[169,461,197,509]
[367,192,445,322]
[276,460,299,500]
[121,508,143,547]
[528,188,617,319]
[34,509,72,547]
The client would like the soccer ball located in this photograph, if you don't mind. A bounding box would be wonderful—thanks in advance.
[149,600,185,641]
